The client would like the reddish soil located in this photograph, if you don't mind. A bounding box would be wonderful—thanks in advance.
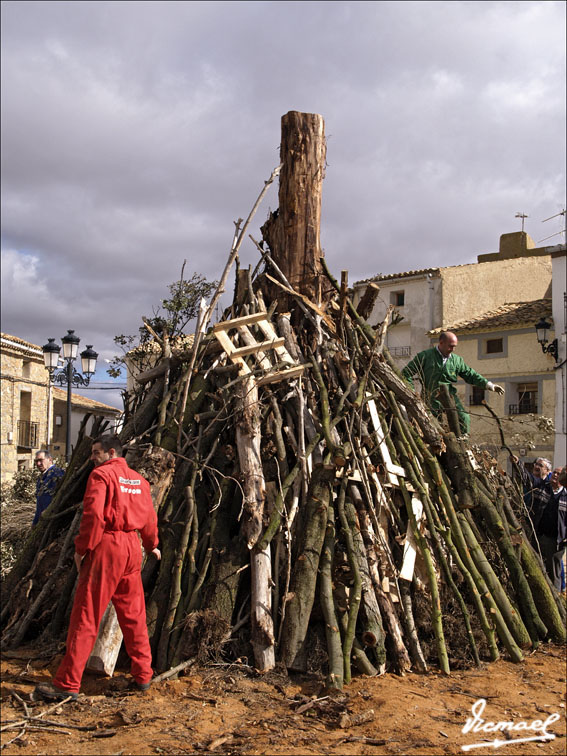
[1,645,565,756]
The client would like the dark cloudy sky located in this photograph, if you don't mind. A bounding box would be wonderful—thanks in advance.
[1,1,565,407]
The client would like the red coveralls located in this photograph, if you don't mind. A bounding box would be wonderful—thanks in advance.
[53,457,158,693]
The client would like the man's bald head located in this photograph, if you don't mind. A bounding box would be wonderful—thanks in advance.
[438,331,458,358]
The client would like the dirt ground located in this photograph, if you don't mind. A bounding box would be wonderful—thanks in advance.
[1,644,565,756]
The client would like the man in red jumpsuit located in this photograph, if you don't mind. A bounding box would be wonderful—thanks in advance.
[34,436,160,701]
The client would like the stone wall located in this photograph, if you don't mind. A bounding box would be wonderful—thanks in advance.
[440,255,552,327]
[452,329,556,468]
[0,350,49,483]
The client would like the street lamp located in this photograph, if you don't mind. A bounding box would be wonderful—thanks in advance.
[42,331,98,462]
[534,318,558,362]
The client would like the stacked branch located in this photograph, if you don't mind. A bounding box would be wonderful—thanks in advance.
[2,261,564,685]
[2,112,565,689]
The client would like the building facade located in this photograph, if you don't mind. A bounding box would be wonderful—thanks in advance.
[1,333,122,482]
[551,248,566,465]
[1,334,50,482]
[353,232,553,368]
[352,232,565,467]
[428,299,556,467]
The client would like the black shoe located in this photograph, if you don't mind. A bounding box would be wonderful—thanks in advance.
[135,681,151,691]
[34,682,78,701]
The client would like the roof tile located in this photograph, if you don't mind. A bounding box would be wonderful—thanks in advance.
[428,299,553,335]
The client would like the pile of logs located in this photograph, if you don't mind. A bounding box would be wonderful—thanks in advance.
[1,112,565,689]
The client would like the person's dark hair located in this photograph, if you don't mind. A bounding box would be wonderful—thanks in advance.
[93,435,123,456]
[439,331,449,342]
[35,450,53,460]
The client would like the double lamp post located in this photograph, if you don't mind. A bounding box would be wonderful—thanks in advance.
[42,331,98,462]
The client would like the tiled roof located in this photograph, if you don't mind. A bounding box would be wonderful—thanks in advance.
[52,387,121,414]
[428,299,553,336]
[354,267,441,285]
[0,332,43,359]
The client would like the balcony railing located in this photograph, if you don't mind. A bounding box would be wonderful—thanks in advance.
[390,346,411,358]
[18,420,39,448]
[508,403,538,416]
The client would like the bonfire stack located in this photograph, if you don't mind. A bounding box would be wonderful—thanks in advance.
[2,112,565,689]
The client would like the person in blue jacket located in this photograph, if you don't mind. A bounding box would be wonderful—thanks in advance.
[33,450,65,526]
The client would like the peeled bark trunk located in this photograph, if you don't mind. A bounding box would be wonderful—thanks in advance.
[261,111,326,312]
[86,604,122,675]
[236,375,275,670]
[236,376,266,551]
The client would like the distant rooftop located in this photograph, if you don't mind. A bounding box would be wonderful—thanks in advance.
[353,233,564,287]
[0,332,43,359]
[354,267,441,285]
[428,298,552,336]
[52,387,121,414]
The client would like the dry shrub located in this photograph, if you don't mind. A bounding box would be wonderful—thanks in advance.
[179,609,231,663]
[1,469,37,579]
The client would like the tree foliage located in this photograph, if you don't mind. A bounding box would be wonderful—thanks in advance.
[107,266,218,378]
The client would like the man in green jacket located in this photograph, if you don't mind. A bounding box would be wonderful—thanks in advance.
[401,331,504,436]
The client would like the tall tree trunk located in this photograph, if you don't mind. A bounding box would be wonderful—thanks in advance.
[261,111,326,312]
[235,375,275,670]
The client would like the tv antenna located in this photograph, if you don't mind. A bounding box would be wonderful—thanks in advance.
[515,212,528,232]
[537,209,566,244]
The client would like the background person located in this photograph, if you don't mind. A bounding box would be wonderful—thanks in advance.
[512,455,552,525]
[513,456,566,590]
[401,331,505,437]
[33,450,65,526]
[535,466,567,591]
[34,435,160,701]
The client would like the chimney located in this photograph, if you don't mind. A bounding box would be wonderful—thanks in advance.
[498,231,536,258]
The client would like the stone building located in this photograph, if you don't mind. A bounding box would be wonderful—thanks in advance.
[1,333,122,482]
[353,231,553,365]
[428,299,556,467]
[49,387,122,462]
[352,232,565,467]
[1,334,50,482]
[550,248,566,466]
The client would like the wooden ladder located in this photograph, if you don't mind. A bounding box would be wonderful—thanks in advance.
[213,312,305,386]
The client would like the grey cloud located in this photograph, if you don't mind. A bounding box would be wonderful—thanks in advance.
[1,1,565,411]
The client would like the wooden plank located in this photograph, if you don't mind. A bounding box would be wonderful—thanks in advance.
[213,312,269,332]
[387,463,406,478]
[214,329,251,374]
[399,495,424,581]
[366,394,404,486]
[256,319,295,365]
[361,448,392,513]
[256,365,305,386]
[215,313,302,384]
[214,328,236,354]
[235,325,273,371]
[231,337,285,358]
[336,468,363,482]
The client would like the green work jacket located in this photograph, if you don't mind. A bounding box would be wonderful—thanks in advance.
[401,347,488,410]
